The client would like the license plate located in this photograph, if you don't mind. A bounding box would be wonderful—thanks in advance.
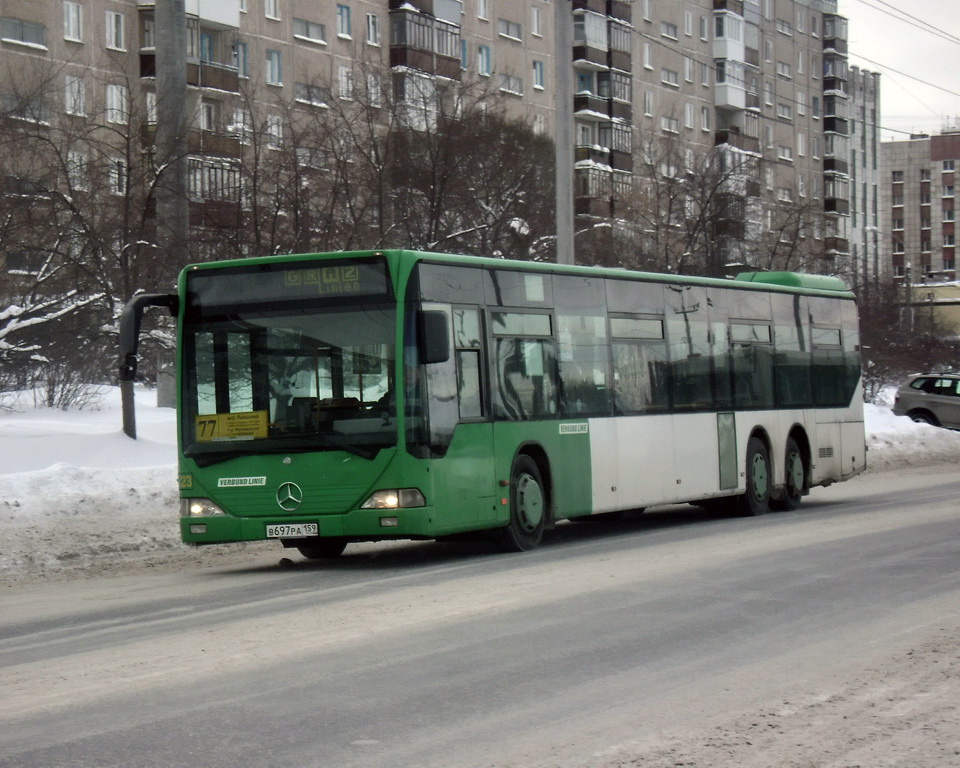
[266,523,318,538]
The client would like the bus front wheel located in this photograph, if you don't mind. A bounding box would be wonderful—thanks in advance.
[736,437,770,517]
[294,538,348,559]
[497,455,546,552]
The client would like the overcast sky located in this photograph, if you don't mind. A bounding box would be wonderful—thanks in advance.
[843,0,960,141]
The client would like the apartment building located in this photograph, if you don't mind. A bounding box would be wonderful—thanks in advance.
[846,65,881,292]
[881,131,960,283]
[1,0,861,276]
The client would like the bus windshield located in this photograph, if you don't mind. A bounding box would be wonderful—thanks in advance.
[182,303,396,463]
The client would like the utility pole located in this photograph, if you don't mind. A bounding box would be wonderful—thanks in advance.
[123,0,187,439]
[554,3,574,265]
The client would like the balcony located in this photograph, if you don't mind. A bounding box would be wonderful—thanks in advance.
[715,128,760,154]
[610,150,633,172]
[390,46,461,80]
[745,92,761,110]
[823,157,849,175]
[824,197,850,215]
[610,100,632,121]
[390,10,462,80]
[190,199,240,229]
[575,145,610,164]
[187,129,241,158]
[187,60,240,92]
[572,43,609,71]
[609,49,631,73]
[824,237,850,254]
[715,82,746,110]
[714,0,744,13]
[139,54,240,92]
[823,77,847,95]
[823,36,847,55]
[574,93,609,120]
[823,116,848,135]
[575,196,612,218]
[609,1,632,24]
[572,0,605,12]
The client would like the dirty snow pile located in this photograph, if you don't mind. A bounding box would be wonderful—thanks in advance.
[0,386,958,583]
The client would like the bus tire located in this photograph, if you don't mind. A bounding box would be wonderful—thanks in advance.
[773,437,805,511]
[295,538,348,559]
[736,436,770,517]
[496,455,546,552]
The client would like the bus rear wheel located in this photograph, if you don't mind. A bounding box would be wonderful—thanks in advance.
[772,437,805,511]
[736,437,770,517]
[496,455,546,552]
[294,538,348,559]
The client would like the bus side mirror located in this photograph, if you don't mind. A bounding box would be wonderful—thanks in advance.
[118,293,179,381]
[417,310,450,365]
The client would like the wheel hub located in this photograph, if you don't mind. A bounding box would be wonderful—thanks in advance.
[516,473,543,532]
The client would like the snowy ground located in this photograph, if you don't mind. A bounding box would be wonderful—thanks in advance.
[1,386,959,588]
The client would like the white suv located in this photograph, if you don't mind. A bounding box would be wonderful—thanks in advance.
[892,373,960,429]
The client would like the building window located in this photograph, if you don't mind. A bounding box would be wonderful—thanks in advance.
[265,49,282,85]
[63,1,82,42]
[336,5,351,38]
[67,150,87,190]
[945,208,955,222]
[266,114,282,149]
[499,73,523,95]
[778,145,793,161]
[265,0,279,20]
[684,56,694,82]
[233,41,249,76]
[892,218,904,230]
[776,60,791,79]
[661,116,679,134]
[145,91,157,123]
[643,91,652,116]
[763,81,773,106]
[293,18,325,43]
[701,106,710,131]
[105,83,127,124]
[105,11,124,50]
[660,21,678,40]
[0,17,46,48]
[367,73,381,107]
[338,65,353,99]
[532,60,544,90]
[477,0,488,20]
[498,18,522,40]
[533,114,545,135]
[643,43,652,69]
[295,82,329,106]
[684,102,694,129]
[477,44,491,76]
[199,99,216,131]
[531,7,542,37]
[777,103,793,121]
[65,73,84,115]
[110,158,127,196]
[661,68,679,87]
[366,13,380,45]
[460,39,467,69]
[891,170,904,182]
[944,160,956,172]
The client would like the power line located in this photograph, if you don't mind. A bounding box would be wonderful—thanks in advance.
[846,0,960,48]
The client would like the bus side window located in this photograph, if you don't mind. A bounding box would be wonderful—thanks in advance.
[731,322,774,409]
[610,316,669,414]
[453,308,483,420]
[491,312,557,420]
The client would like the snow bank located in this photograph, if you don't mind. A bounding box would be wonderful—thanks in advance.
[0,389,956,584]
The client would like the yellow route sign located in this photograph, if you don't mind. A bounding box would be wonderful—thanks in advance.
[195,411,268,442]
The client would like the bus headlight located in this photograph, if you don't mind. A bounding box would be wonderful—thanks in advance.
[360,489,426,509]
[180,498,227,517]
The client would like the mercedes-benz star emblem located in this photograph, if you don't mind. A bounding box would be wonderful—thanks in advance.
[276,482,303,512]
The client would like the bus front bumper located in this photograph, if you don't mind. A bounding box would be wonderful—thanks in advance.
[180,506,438,545]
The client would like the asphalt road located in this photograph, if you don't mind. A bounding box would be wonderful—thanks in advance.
[1,469,959,768]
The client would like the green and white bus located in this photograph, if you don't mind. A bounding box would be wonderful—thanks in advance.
[120,249,865,556]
